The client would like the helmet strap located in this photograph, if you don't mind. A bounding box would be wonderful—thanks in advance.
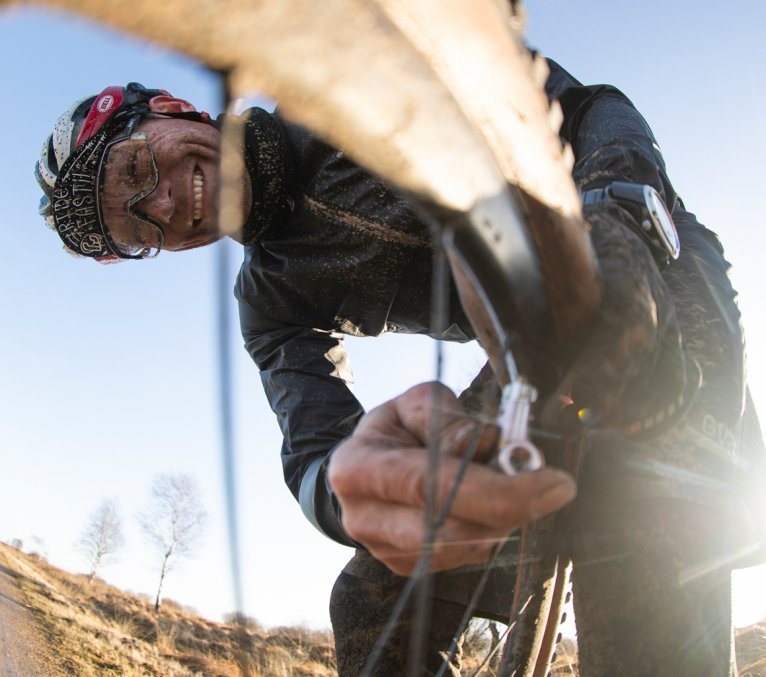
[157,110,213,125]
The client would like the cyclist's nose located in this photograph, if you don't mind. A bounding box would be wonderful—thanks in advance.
[136,183,174,227]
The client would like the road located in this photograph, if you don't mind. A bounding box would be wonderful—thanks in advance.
[0,554,56,676]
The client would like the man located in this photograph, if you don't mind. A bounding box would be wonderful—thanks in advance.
[36,56,760,673]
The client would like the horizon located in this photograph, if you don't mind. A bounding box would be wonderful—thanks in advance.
[1,0,764,631]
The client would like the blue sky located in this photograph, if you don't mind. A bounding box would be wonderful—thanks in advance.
[0,0,764,630]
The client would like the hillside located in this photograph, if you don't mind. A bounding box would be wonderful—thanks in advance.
[0,541,335,676]
[0,541,763,675]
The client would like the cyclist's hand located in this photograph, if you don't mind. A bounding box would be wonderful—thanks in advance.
[328,382,576,576]
[543,202,689,435]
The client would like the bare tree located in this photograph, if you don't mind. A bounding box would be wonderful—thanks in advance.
[77,499,124,582]
[138,473,207,612]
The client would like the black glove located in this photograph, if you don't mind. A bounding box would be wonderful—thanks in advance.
[542,201,699,438]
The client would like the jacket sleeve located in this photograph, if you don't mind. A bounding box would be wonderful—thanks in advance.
[238,298,362,547]
[544,58,754,436]
[545,58,677,209]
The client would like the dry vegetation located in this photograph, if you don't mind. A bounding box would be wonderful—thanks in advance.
[738,624,766,677]
[0,542,335,676]
[1,541,763,675]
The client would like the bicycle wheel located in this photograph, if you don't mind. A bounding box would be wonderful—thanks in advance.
[386,3,599,673]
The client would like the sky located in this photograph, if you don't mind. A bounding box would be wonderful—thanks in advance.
[0,0,765,633]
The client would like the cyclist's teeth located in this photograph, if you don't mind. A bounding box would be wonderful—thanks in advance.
[193,169,204,221]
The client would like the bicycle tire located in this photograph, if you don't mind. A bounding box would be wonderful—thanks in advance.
[398,6,600,674]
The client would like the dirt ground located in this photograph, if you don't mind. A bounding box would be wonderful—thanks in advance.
[0,550,61,676]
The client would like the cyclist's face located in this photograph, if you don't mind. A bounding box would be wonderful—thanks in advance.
[128,116,252,252]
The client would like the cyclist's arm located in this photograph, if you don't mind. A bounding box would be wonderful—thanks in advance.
[539,60,691,431]
[239,300,363,547]
[545,58,675,205]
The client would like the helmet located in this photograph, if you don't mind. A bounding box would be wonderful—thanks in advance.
[35,94,95,233]
[35,82,197,263]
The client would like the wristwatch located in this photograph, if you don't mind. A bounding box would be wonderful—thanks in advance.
[581,181,680,264]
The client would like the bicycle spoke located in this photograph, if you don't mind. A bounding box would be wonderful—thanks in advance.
[407,241,450,675]
[216,236,244,615]
[360,411,492,676]
[469,623,513,677]
[434,540,510,677]
[217,75,245,616]
[362,238,478,675]
[381,212,557,675]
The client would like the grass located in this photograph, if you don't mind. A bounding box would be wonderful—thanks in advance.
[1,541,763,675]
[0,541,335,676]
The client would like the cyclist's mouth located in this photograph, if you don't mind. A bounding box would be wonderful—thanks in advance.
[193,167,204,226]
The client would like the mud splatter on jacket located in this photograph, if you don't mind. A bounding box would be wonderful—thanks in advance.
[234,60,754,548]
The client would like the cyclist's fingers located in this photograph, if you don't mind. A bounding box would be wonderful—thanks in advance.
[343,498,503,556]
[443,416,500,461]
[331,445,475,506]
[360,543,422,577]
[355,382,459,436]
[394,382,485,455]
[332,445,574,527]
[365,536,502,577]
[344,502,503,576]
[447,463,576,528]
[340,501,431,575]
[329,445,425,503]
[428,519,511,571]
[354,382,499,458]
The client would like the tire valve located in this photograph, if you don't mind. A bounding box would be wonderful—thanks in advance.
[496,380,544,475]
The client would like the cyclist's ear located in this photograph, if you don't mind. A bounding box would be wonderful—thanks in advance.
[147,95,196,113]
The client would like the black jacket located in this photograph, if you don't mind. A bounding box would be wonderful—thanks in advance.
[234,59,748,546]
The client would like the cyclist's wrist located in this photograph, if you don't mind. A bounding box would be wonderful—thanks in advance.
[549,201,689,435]
[299,449,360,548]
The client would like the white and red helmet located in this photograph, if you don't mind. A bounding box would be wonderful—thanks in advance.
[35,83,190,262]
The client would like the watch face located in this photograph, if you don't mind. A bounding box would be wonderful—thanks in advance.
[644,186,680,260]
